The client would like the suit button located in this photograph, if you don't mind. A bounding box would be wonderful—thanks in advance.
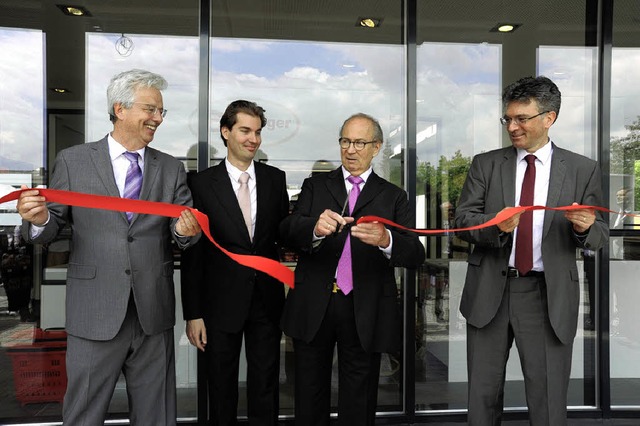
[125,269,131,275]
[128,236,134,242]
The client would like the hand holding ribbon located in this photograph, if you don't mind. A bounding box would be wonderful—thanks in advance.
[2,187,295,288]
[356,203,613,235]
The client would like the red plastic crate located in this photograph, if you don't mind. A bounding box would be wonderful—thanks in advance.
[33,328,67,343]
[6,341,67,405]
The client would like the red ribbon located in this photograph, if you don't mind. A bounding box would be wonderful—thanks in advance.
[0,188,295,288]
[357,204,615,235]
[0,188,624,288]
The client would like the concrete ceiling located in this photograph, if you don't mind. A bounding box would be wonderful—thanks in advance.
[0,0,638,110]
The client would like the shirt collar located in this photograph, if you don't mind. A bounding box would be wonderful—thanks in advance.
[517,139,552,165]
[225,158,256,182]
[108,134,146,161]
[341,166,373,184]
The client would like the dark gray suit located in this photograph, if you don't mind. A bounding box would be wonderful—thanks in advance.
[23,136,197,425]
[454,143,607,425]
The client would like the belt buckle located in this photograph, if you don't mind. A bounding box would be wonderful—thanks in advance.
[332,281,339,293]
[508,268,520,278]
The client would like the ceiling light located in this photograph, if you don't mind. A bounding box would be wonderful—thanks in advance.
[489,23,521,33]
[51,88,71,94]
[357,18,382,28]
[56,5,92,17]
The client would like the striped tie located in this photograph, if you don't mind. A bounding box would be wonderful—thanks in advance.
[123,151,142,222]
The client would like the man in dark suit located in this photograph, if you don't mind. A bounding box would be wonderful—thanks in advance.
[454,76,608,425]
[181,100,289,425]
[17,69,201,425]
[280,113,425,426]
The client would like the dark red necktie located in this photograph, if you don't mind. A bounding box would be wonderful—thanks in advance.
[515,154,536,275]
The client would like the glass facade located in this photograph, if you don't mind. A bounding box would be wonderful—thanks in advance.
[0,0,639,423]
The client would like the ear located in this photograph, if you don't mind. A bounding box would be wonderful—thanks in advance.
[544,111,557,128]
[113,103,126,120]
[372,141,382,157]
[221,126,231,142]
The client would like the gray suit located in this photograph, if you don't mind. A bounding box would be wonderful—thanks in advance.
[23,136,197,425]
[454,143,607,425]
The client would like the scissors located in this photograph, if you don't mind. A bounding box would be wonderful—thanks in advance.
[336,190,351,234]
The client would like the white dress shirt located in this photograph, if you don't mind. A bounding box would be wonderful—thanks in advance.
[509,141,553,271]
[225,158,257,237]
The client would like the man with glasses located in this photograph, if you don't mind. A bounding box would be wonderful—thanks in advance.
[280,113,424,425]
[454,76,607,425]
[17,69,201,425]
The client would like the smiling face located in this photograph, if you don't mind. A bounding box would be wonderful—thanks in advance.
[504,99,556,153]
[339,116,381,177]
[112,86,164,150]
[222,112,262,170]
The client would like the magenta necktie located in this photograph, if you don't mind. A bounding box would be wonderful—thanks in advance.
[515,154,536,275]
[336,175,364,294]
[123,151,142,222]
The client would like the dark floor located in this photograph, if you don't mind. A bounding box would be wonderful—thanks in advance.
[2,283,640,425]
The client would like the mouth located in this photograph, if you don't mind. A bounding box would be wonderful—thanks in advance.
[145,123,157,132]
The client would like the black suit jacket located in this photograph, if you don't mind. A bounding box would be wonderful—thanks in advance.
[454,143,608,344]
[279,168,425,353]
[181,161,289,332]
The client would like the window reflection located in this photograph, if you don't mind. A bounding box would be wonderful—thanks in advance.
[209,37,406,418]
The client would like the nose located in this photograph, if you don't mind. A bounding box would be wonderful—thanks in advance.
[507,120,521,132]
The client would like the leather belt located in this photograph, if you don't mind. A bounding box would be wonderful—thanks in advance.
[506,267,544,278]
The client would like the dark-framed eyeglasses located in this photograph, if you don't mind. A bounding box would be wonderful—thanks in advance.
[133,102,167,118]
[338,137,378,151]
[499,110,549,126]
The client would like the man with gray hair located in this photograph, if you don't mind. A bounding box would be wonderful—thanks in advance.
[17,69,201,425]
[280,113,424,425]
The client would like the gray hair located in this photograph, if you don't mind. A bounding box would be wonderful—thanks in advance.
[502,76,561,120]
[107,69,168,122]
[339,113,384,143]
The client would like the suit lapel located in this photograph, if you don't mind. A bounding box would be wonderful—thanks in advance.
[90,138,120,198]
[501,147,517,208]
[326,168,348,212]
[140,148,160,202]
[352,171,383,216]
[254,163,271,239]
[543,143,566,238]
[209,161,252,242]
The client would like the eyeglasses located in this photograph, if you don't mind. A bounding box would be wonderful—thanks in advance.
[499,110,549,126]
[338,137,378,151]
[133,102,167,118]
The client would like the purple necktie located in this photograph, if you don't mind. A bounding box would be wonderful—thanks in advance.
[336,175,364,294]
[515,154,536,275]
[123,151,142,222]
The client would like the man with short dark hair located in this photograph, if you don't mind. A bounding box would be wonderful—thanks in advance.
[181,100,289,425]
[455,76,608,425]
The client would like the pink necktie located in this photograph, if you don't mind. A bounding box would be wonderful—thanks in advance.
[336,175,364,294]
[238,172,252,240]
[123,151,142,222]
[515,154,536,275]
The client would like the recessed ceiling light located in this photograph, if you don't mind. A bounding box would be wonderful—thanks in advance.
[357,17,382,28]
[342,64,355,68]
[51,88,71,94]
[489,23,521,33]
[56,5,92,17]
